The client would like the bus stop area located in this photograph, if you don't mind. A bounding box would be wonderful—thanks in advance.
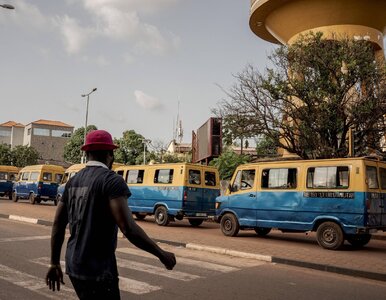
[0,199,385,282]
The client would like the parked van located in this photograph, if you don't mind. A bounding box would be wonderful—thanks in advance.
[215,157,386,250]
[13,165,65,205]
[56,162,126,202]
[56,163,85,202]
[0,165,19,200]
[115,163,220,226]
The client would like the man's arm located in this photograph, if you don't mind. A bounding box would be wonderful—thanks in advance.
[109,196,176,270]
[46,201,68,291]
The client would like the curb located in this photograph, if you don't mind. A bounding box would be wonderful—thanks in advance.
[2,214,386,282]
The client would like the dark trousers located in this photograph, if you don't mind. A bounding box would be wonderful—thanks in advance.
[69,276,120,300]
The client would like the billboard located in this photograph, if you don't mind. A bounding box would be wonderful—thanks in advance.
[192,118,222,164]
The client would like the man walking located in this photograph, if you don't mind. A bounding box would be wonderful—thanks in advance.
[46,130,176,299]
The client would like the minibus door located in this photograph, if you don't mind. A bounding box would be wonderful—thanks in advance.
[366,165,384,226]
[228,169,258,227]
[185,168,205,215]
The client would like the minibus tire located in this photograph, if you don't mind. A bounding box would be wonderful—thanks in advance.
[220,213,239,237]
[346,234,371,248]
[12,192,18,202]
[254,227,271,236]
[188,219,204,227]
[8,193,12,200]
[29,193,36,205]
[316,221,344,250]
[155,206,169,226]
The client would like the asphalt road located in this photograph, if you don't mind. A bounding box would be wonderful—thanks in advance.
[1,218,386,300]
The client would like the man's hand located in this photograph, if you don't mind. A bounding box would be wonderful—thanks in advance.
[159,250,176,270]
[46,265,65,291]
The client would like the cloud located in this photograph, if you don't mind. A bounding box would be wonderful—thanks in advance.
[134,90,163,110]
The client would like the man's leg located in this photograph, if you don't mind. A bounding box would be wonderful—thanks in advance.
[69,276,120,300]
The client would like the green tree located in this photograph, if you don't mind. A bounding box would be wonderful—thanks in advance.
[209,148,250,180]
[255,134,279,157]
[11,145,39,167]
[0,144,13,165]
[64,125,97,164]
[114,130,145,165]
[216,32,386,159]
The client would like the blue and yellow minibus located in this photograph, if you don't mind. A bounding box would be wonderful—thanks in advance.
[215,157,386,250]
[115,163,220,226]
[12,165,64,205]
[0,165,19,200]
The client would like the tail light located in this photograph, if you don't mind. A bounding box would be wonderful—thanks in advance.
[183,190,187,202]
[365,198,371,210]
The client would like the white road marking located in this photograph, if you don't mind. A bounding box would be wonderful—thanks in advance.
[31,258,162,295]
[117,247,239,273]
[0,234,70,243]
[116,257,200,281]
[0,264,77,299]
[8,215,38,224]
[0,235,51,243]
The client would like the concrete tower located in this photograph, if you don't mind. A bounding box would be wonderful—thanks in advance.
[249,0,386,59]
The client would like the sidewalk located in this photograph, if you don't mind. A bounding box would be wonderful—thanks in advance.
[1,199,385,282]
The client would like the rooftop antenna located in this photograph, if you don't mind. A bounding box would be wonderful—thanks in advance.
[176,101,183,144]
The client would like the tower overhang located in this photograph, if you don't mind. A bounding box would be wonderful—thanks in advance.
[250,0,386,49]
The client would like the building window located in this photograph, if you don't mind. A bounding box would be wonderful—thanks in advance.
[27,128,31,135]
[52,130,72,137]
[154,169,174,184]
[262,168,297,189]
[127,170,145,184]
[307,166,349,189]
[33,128,50,136]
[0,129,11,137]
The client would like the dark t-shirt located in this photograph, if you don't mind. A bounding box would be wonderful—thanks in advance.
[61,165,130,281]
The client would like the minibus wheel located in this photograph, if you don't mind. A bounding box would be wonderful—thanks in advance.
[155,206,169,226]
[29,193,36,205]
[254,227,271,236]
[346,234,371,248]
[188,219,204,227]
[316,221,344,250]
[220,213,239,237]
[12,192,18,202]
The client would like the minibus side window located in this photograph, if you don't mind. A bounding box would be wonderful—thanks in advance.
[116,170,124,177]
[232,169,255,192]
[380,168,386,190]
[0,172,7,180]
[42,172,52,182]
[262,168,296,189]
[62,173,69,184]
[127,170,144,184]
[9,173,17,181]
[154,169,174,184]
[204,171,216,186]
[55,174,63,184]
[30,172,39,181]
[22,172,30,181]
[188,170,201,185]
[307,166,349,189]
[366,166,379,189]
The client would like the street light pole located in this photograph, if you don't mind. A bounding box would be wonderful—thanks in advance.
[142,139,151,165]
[81,88,97,163]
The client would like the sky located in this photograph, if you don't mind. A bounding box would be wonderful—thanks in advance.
[0,0,276,146]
